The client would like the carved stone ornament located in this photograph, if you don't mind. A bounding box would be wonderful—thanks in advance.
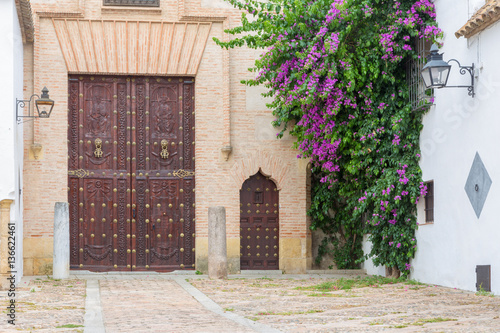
[31,143,42,160]
[221,145,232,161]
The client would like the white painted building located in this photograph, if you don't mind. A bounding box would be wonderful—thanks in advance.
[0,0,33,286]
[365,0,500,295]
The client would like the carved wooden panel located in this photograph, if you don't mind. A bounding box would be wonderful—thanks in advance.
[240,172,279,270]
[68,75,195,272]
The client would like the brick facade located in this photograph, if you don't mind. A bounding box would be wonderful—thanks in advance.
[23,0,311,275]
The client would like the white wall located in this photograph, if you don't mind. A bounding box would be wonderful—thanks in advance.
[0,0,25,281]
[0,1,17,202]
[361,1,500,294]
[361,235,386,276]
[13,1,24,282]
[411,0,500,294]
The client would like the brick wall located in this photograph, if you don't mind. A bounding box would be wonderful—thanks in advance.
[24,0,310,274]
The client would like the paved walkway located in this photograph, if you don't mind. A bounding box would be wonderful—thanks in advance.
[1,271,296,333]
[1,271,499,332]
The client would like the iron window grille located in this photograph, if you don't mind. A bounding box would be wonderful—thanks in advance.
[424,181,434,223]
[407,38,434,111]
[103,0,159,6]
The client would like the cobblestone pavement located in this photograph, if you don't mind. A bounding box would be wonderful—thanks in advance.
[1,273,499,332]
[0,277,86,333]
[191,276,500,332]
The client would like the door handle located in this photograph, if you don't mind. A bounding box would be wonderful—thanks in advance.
[132,208,136,218]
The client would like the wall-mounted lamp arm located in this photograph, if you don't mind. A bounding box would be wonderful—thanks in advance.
[442,59,475,97]
[16,94,40,123]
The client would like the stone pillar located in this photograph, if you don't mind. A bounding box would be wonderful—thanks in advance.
[53,202,69,279]
[208,206,227,279]
[0,200,14,290]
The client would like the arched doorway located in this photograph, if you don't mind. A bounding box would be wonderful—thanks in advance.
[240,171,279,270]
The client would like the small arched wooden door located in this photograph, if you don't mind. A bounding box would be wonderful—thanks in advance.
[240,171,279,270]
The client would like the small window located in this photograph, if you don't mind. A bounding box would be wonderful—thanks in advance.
[424,181,434,223]
[254,191,263,204]
[103,0,159,7]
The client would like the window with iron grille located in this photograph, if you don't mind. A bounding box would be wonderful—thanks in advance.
[424,181,434,223]
[406,38,433,111]
[103,0,159,6]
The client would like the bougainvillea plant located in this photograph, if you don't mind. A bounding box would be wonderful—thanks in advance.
[215,0,441,276]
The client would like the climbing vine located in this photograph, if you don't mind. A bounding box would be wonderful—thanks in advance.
[215,0,441,276]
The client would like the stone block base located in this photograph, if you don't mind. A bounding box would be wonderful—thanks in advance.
[23,237,53,276]
[196,236,313,274]
[279,237,312,273]
[195,237,240,274]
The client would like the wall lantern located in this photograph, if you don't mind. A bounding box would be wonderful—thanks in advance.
[16,87,55,122]
[421,44,475,97]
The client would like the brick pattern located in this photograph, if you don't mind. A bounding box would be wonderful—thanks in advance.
[229,150,290,191]
[15,0,34,43]
[24,0,310,272]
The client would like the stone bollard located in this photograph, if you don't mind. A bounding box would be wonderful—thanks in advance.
[53,202,70,279]
[208,206,228,279]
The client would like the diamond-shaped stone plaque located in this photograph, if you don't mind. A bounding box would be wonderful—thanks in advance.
[465,152,492,218]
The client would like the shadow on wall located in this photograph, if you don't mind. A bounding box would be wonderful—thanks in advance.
[311,228,337,270]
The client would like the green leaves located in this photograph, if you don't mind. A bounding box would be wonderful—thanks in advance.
[216,0,439,276]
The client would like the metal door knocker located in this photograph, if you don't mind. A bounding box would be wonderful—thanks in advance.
[94,138,103,158]
[160,139,169,159]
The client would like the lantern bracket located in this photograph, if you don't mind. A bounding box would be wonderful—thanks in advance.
[443,59,475,98]
[16,94,38,123]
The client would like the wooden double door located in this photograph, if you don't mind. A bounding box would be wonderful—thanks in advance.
[68,75,195,271]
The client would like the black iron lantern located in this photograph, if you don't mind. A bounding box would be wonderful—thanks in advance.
[34,87,55,118]
[421,44,475,97]
[421,44,451,89]
[16,87,55,122]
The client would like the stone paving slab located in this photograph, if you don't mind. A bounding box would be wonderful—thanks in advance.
[99,278,256,333]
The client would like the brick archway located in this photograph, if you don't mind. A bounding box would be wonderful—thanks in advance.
[229,150,290,191]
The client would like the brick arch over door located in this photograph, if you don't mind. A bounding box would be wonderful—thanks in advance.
[52,20,212,76]
[229,150,290,191]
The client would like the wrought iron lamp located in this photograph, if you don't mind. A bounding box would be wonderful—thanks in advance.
[421,44,475,97]
[16,87,55,122]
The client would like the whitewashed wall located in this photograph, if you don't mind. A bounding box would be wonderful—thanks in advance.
[412,0,500,294]
[363,0,500,295]
[361,235,386,276]
[0,0,25,281]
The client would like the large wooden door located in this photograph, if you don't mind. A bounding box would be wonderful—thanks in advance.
[240,172,279,270]
[68,75,195,271]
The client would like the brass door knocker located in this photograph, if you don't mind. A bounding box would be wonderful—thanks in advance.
[94,138,103,158]
[160,139,169,159]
